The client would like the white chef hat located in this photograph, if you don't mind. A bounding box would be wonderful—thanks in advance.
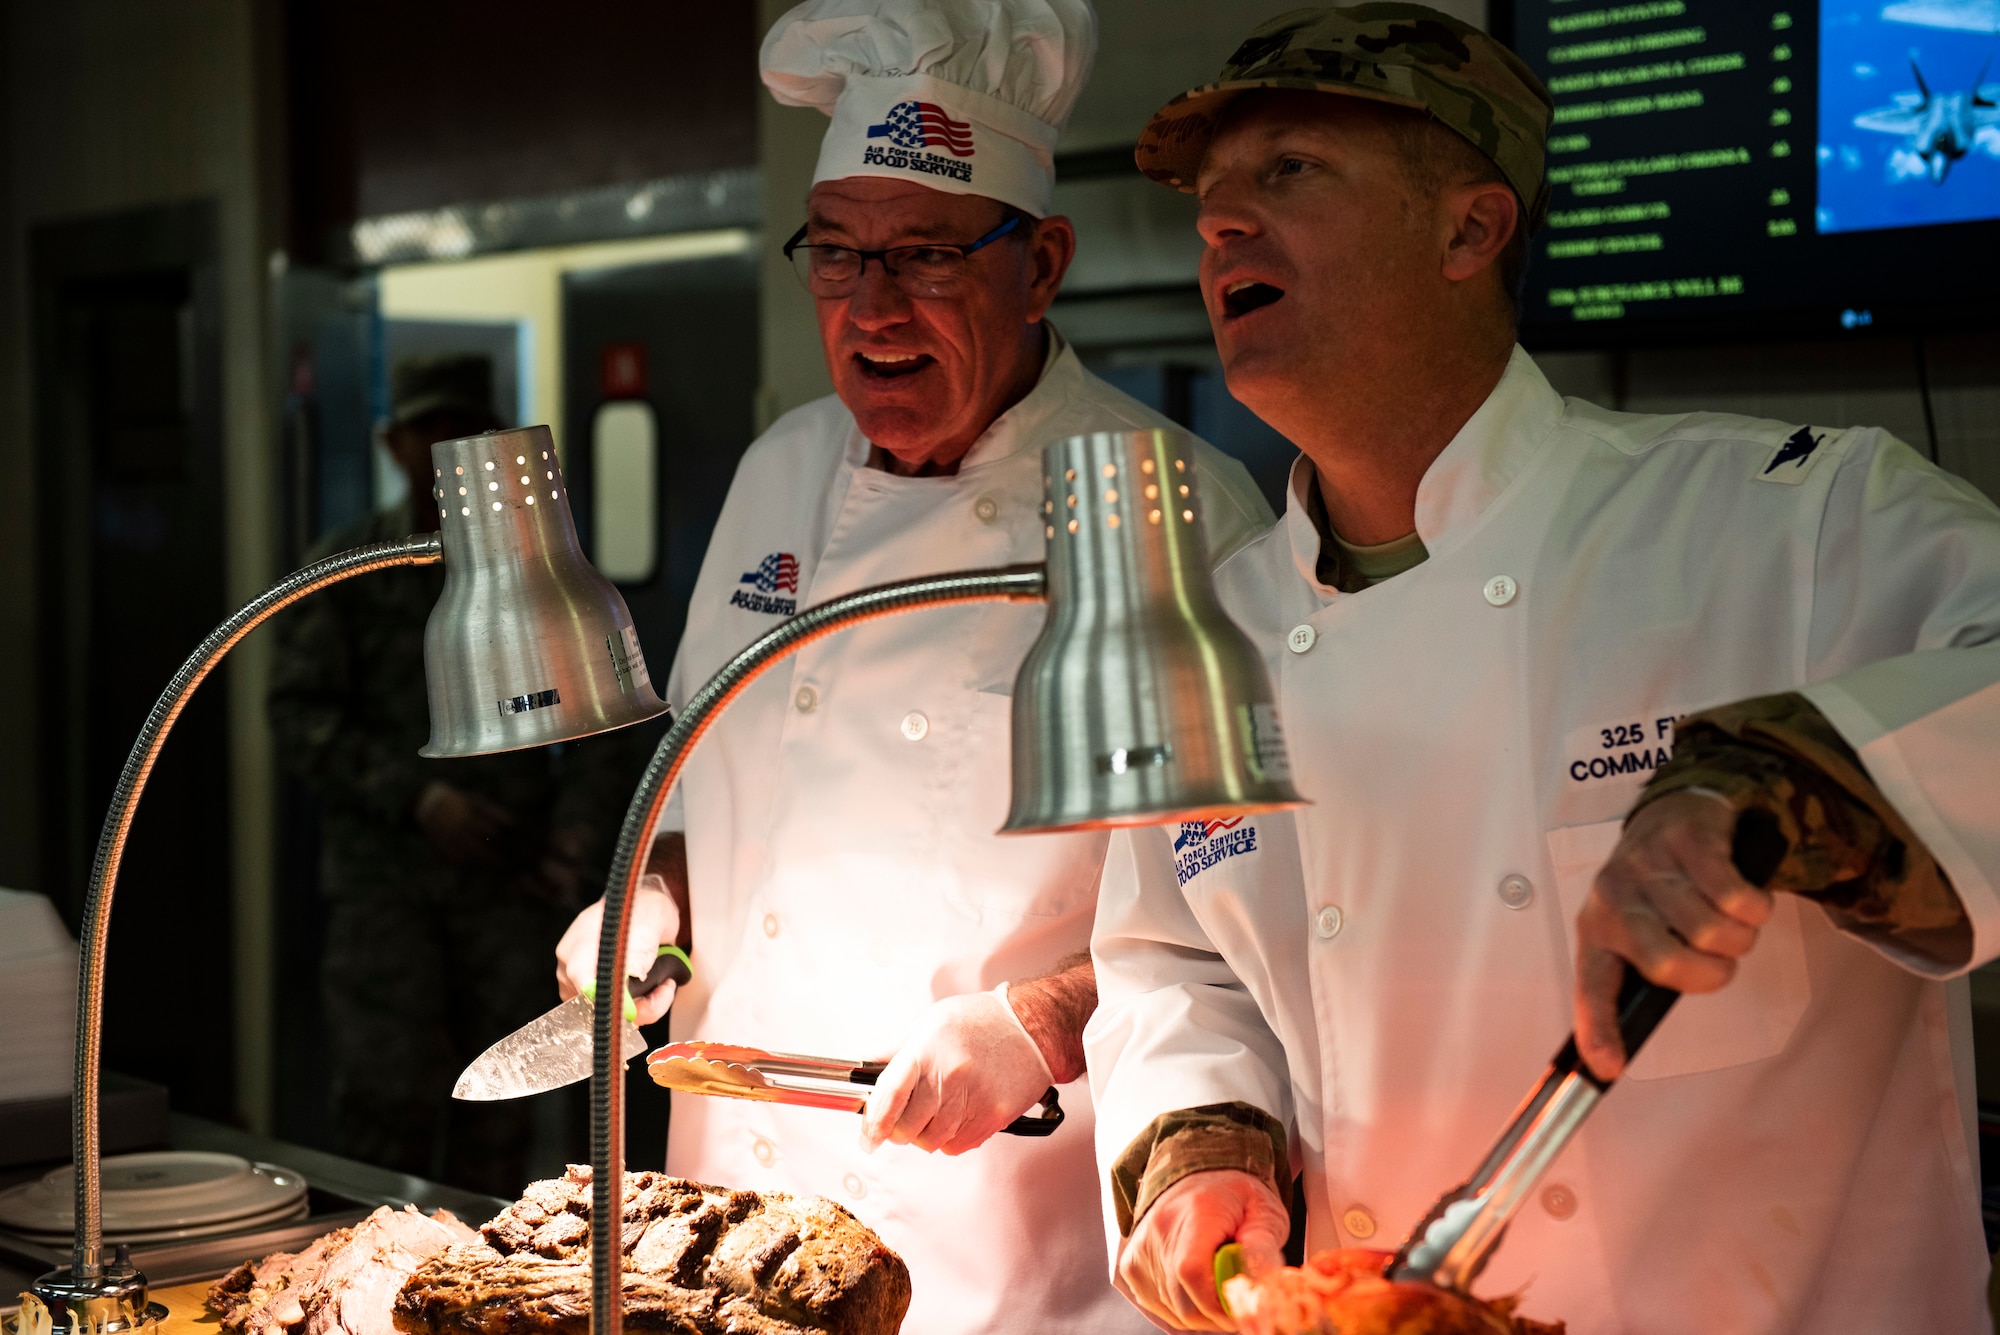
[761,0,1098,219]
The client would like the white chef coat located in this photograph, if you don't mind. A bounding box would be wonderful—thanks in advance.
[1087,347,2000,1334]
[657,330,1273,1335]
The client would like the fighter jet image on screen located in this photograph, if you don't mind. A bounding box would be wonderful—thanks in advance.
[1854,57,2000,182]
[1882,0,2000,32]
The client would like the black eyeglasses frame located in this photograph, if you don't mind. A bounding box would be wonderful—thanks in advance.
[781,213,1025,296]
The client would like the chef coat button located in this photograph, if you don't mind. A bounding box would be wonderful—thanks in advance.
[842,1172,867,1199]
[753,1138,776,1167]
[794,685,818,714]
[762,912,780,939]
[1483,574,1519,607]
[1541,1183,1578,1220]
[1342,1207,1377,1239]
[900,710,930,741]
[1315,905,1343,940]
[1497,874,1534,910]
[1287,624,1317,654]
[973,496,999,523]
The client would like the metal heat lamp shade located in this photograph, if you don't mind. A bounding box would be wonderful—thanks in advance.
[1003,427,1301,832]
[421,427,667,756]
[578,427,1301,1335]
[23,423,662,1335]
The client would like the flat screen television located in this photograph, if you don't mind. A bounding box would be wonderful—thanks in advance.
[1492,0,2000,346]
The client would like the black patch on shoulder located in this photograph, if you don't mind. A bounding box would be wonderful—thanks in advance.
[1763,426,1824,474]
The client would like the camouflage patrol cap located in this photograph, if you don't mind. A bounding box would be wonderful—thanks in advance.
[1137,4,1555,229]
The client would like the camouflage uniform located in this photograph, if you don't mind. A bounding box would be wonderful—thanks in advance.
[269,500,656,1195]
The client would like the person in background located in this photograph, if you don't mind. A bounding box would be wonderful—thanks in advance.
[552,2,1273,1331]
[270,354,653,1196]
[1085,7,2000,1332]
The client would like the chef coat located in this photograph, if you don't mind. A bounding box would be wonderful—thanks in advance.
[1087,347,2000,1334]
[657,330,1272,1335]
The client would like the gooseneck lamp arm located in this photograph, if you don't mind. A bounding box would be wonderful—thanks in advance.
[586,565,1049,1335]
[67,533,444,1279]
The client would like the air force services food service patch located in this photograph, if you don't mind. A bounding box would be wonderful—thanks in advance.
[1174,817,1259,887]
[731,552,799,616]
[863,100,976,184]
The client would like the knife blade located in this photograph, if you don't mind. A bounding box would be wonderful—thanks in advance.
[453,945,691,1101]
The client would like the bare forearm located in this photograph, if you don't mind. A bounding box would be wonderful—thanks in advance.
[644,831,692,952]
[1006,952,1094,1084]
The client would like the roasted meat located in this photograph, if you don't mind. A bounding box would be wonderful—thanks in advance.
[207,1205,479,1335]
[1222,1249,1564,1335]
[391,1165,910,1335]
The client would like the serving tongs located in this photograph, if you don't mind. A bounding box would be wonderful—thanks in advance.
[1385,820,1784,1292]
[1384,968,1677,1291]
[646,1041,1065,1136]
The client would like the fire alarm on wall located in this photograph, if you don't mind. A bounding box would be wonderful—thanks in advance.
[600,342,646,399]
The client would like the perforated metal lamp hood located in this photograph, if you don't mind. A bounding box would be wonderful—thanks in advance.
[1002,428,1304,832]
[420,425,668,757]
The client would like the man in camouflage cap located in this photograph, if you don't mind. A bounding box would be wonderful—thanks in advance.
[1134,4,1551,227]
[1085,6,2000,1330]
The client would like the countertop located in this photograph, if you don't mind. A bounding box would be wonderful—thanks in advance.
[1,1115,505,1312]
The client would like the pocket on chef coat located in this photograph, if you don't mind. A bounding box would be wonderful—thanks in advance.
[1547,820,1812,1080]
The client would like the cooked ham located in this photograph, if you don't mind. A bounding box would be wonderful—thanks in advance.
[1223,1249,1565,1335]
[391,1165,910,1335]
[208,1206,478,1335]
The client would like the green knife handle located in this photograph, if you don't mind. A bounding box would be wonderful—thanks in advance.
[584,945,693,1021]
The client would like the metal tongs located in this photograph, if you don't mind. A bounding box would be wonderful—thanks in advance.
[1386,969,1677,1290]
[1386,818,1784,1291]
[646,1041,1065,1136]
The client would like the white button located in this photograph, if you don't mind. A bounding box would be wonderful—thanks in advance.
[1315,905,1343,940]
[762,912,780,939]
[1541,1183,1578,1220]
[842,1172,867,1199]
[1342,1206,1376,1239]
[973,496,999,523]
[753,1137,776,1167]
[1497,874,1534,910]
[1483,574,1518,606]
[900,710,930,741]
[794,685,818,713]
[1287,624,1317,654]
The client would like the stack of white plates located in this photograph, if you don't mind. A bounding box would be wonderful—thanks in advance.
[0,889,78,1102]
[0,1152,310,1245]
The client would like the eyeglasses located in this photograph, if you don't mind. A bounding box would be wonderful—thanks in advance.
[783,214,1023,299]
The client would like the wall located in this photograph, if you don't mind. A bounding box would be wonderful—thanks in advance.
[0,0,285,1129]
[379,228,756,460]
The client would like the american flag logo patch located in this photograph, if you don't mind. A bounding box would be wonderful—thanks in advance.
[741,552,800,594]
[867,101,975,157]
[1173,817,1258,887]
[730,552,799,616]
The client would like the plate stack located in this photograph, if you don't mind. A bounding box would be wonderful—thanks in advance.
[0,890,77,1103]
[0,1153,310,1246]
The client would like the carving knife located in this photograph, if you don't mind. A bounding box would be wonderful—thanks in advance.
[453,945,692,1101]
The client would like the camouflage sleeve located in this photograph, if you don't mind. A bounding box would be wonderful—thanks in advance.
[265,590,431,822]
[1110,1101,1289,1238]
[1635,691,1968,963]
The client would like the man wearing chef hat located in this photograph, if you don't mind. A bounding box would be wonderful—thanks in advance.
[1083,5,2000,1332]
[554,3,1272,1332]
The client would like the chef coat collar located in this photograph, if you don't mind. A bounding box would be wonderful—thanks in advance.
[1283,345,1562,593]
[852,323,1074,476]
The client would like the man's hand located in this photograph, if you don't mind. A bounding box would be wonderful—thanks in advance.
[413,780,512,868]
[555,872,684,1025]
[1574,791,1774,1080]
[1117,1169,1289,1333]
[860,990,1053,1156]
